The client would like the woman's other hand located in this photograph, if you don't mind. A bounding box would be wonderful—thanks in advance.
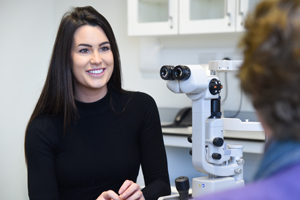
[119,180,144,200]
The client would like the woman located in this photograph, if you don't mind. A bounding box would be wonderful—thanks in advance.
[25,6,170,200]
[198,0,300,199]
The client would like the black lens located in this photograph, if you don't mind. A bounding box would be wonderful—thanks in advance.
[160,65,175,80]
[174,68,182,78]
[173,65,190,80]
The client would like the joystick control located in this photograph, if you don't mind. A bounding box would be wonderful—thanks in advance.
[175,176,190,200]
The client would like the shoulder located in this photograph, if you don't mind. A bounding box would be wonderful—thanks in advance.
[126,91,156,105]
[128,91,158,113]
[131,91,155,102]
[26,114,63,143]
[112,90,159,120]
[199,162,300,200]
[199,181,279,200]
[28,114,63,132]
[112,90,157,109]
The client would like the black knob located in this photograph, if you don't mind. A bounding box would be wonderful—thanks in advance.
[189,150,192,155]
[187,135,192,143]
[212,153,222,160]
[209,78,222,95]
[213,137,224,147]
[222,57,230,61]
[175,176,190,200]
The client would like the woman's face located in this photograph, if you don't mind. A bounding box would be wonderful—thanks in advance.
[71,25,114,102]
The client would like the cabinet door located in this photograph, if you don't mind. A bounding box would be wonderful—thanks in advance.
[179,0,236,34]
[127,0,179,36]
[236,0,262,32]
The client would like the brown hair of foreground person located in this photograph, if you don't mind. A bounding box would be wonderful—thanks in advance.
[238,0,300,140]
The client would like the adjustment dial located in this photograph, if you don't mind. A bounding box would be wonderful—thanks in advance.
[209,79,223,95]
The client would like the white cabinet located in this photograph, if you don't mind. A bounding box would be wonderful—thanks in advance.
[127,0,179,36]
[179,0,236,34]
[127,0,261,36]
[179,0,261,34]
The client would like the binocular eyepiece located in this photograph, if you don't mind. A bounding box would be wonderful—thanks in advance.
[160,65,191,80]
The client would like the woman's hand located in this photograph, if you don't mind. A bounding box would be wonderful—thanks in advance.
[96,180,144,200]
[119,180,144,200]
[96,190,122,200]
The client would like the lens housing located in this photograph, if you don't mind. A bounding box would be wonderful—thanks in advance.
[173,65,191,80]
[160,65,175,80]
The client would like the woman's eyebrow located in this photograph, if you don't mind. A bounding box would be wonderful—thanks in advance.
[78,43,92,47]
[77,41,109,47]
[99,41,110,46]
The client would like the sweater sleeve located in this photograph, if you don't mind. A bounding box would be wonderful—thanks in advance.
[25,116,60,200]
[136,93,171,200]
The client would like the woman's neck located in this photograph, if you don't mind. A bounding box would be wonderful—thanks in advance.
[74,86,108,103]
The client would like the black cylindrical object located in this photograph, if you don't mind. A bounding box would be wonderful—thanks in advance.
[210,97,222,118]
[175,176,190,200]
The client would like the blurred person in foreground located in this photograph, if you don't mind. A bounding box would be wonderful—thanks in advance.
[199,0,300,199]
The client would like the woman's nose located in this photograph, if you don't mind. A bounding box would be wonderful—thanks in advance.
[90,52,102,65]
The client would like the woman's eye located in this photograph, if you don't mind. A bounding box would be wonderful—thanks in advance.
[100,46,109,51]
[79,48,89,53]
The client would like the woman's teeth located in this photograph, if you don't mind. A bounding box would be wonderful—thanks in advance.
[89,69,104,74]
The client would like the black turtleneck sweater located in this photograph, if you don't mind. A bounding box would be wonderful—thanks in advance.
[25,90,170,200]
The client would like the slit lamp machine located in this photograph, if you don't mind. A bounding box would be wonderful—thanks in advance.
[159,60,250,199]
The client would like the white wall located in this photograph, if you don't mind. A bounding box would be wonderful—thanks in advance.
[0,1,54,199]
[0,0,254,199]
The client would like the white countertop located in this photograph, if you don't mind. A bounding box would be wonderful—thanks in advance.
[162,126,265,141]
[161,122,266,154]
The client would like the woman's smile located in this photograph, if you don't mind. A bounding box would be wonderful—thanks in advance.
[87,68,106,76]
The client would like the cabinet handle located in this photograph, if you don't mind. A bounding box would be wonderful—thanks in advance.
[168,0,173,29]
[169,16,173,29]
[225,0,234,26]
[225,0,233,16]
[239,0,245,15]
[239,0,247,26]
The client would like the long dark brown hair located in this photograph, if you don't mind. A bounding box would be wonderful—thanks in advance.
[25,6,124,137]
